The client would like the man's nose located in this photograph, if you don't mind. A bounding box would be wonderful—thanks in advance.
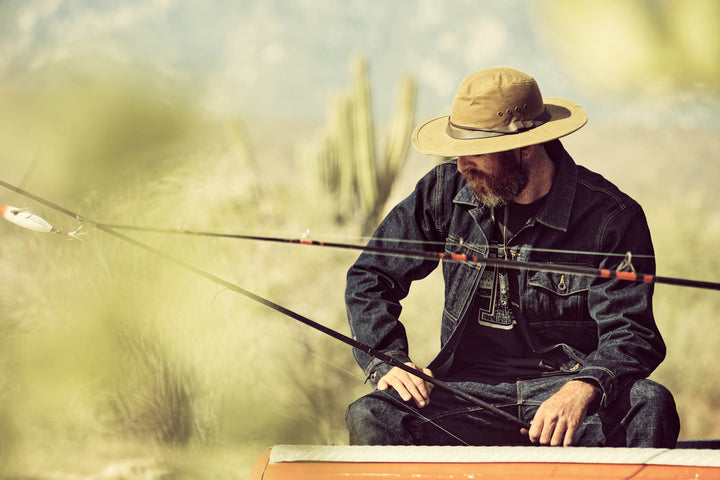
[457,156,474,173]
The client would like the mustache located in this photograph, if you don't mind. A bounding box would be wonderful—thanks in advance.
[463,169,489,183]
[460,158,529,207]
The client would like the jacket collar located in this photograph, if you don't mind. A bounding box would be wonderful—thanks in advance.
[534,140,576,232]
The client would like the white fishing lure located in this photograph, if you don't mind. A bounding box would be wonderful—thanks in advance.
[1,205,84,238]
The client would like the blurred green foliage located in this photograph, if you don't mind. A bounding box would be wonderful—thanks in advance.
[536,0,720,92]
[0,59,365,476]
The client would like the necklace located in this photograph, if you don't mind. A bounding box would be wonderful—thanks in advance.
[502,204,509,261]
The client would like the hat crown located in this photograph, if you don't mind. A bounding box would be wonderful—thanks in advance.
[450,66,545,130]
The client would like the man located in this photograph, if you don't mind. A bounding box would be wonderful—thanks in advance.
[344,66,680,447]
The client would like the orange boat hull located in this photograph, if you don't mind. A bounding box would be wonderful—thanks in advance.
[248,445,720,480]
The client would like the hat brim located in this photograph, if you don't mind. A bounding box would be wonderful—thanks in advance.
[412,97,588,157]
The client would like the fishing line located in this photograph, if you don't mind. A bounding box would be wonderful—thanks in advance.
[95,223,720,291]
[3,175,720,293]
[377,389,473,446]
[276,320,477,445]
[7,180,709,446]
[293,344,363,382]
[101,223,657,260]
[3,175,716,266]
[0,179,697,445]
[0,178,531,432]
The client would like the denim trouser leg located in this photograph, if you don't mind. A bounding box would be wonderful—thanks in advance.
[518,376,680,447]
[346,377,531,446]
[346,375,679,447]
[599,378,680,448]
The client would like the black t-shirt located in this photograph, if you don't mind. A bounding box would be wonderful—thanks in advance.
[449,196,560,379]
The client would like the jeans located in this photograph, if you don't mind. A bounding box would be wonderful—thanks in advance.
[345,374,680,447]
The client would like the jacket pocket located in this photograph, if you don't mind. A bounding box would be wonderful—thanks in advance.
[525,271,598,353]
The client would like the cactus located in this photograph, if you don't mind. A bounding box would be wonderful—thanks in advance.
[370,74,416,232]
[298,54,417,234]
[350,56,378,217]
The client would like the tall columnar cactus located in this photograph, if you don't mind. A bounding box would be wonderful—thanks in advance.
[351,56,378,218]
[298,54,417,234]
[371,74,416,231]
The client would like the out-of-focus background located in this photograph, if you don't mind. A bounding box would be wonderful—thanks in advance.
[1,0,719,477]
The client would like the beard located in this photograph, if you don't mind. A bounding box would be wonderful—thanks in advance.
[461,150,529,207]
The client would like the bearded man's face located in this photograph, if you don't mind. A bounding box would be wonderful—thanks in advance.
[457,149,529,207]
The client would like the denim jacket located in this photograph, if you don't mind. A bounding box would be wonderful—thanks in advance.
[345,140,666,408]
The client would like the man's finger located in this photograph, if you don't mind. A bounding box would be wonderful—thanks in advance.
[400,373,430,408]
[378,367,429,407]
[380,374,413,402]
[528,418,542,444]
[550,419,567,446]
[421,367,435,395]
[539,418,558,445]
[413,367,436,406]
[392,379,415,403]
[562,422,579,447]
[408,371,430,402]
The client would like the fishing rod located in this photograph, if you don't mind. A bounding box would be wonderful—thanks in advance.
[98,224,720,292]
[3,174,717,291]
[4,181,718,292]
[0,179,530,430]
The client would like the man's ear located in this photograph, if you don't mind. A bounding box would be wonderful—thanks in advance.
[521,144,537,160]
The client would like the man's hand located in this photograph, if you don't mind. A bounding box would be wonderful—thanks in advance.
[377,362,434,409]
[521,380,599,446]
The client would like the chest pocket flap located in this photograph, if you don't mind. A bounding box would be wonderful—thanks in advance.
[526,271,593,325]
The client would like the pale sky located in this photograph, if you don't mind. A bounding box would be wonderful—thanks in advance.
[1,0,718,127]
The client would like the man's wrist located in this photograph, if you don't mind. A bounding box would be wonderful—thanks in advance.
[570,378,602,412]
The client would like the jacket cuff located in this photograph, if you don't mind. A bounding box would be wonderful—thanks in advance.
[575,366,617,408]
[364,351,412,388]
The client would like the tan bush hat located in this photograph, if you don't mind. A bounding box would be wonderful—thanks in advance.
[412,66,587,156]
